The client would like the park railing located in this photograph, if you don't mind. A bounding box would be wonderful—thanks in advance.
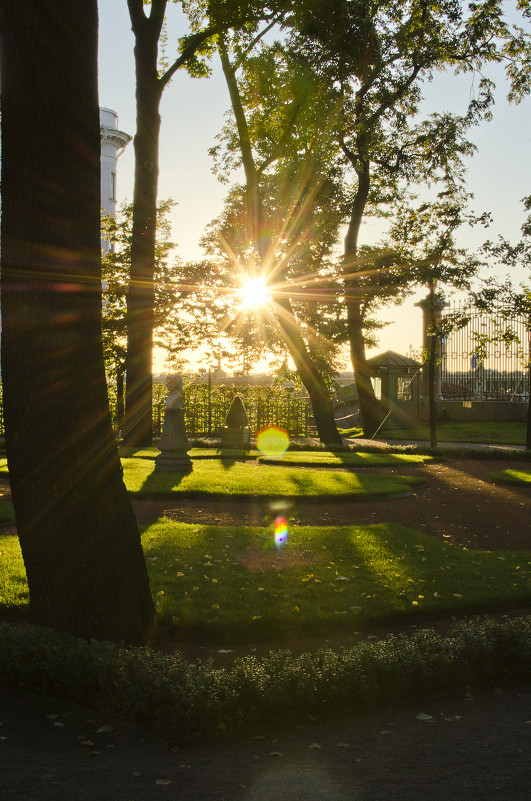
[0,382,315,441]
[152,383,316,439]
[441,302,530,402]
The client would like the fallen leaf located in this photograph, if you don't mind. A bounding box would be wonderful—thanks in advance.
[96,725,114,734]
[155,779,172,785]
[308,742,321,749]
[269,751,283,757]
[336,742,351,748]
[416,713,433,721]
[217,649,234,654]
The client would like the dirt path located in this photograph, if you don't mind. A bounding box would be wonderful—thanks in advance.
[131,458,531,552]
[2,683,531,800]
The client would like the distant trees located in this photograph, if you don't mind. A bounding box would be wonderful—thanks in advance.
[204,0,521,438]
[0,0,154,644]
[102,200,183,430]
[206,31,346,443]
[288,0,514,435]
[124,0,292,446]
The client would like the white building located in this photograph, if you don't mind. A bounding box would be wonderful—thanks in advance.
[100,107,131,252]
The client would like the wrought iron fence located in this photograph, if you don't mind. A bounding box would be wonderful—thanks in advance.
[440,301,530,401]
[148,383,316,439]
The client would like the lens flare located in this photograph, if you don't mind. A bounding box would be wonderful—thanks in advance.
[274,516,289,547]
[257,426,289,459]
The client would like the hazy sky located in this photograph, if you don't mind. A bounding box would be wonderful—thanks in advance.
[98,0,530,370]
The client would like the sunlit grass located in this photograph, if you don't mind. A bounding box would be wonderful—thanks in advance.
[119,447,258,460]
[143,520,531,641]
[383,421,526,445]
[0,534,28,612]
[121,458,425,497]
[490,469,531,486]
[2,523,530,641]
[259,451,432,466]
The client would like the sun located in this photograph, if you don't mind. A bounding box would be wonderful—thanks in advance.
[239,276,271,309]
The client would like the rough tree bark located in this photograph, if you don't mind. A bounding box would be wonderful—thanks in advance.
[0,0,154,644]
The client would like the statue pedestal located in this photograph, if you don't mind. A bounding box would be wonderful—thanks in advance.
[155,408,192,472]
[220,425,251,449]
[220,395,251,450]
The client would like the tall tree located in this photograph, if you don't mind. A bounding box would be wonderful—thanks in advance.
[290,0,513,435]
[124,0,290,446]
[0,0,154,644]
[212,32,344,444]
[102,199,183,431]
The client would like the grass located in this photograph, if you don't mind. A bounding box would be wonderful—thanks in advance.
[259,451,432,466]
[0,532,28,615]
[0,499,15,524]
[382,421,526,445]
[144,520,531,640]
[3,521,530,642]
[490,469,531,486]
[120,447,258,460]
[121,457,425,498]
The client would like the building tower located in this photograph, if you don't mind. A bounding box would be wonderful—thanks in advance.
[100,107,132,252]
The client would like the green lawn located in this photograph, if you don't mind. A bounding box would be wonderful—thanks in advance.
[120,447,258,460]
[259,451,432,466]
[121,457,425,498]
[490,469,531,486]
[2,521,530,641]
[382,421,526,445]
[0,499,15,524]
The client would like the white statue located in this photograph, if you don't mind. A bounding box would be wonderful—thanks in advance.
[165,374,184,409]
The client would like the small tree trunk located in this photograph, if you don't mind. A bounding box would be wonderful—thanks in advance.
[343,164,380,438]
[0,0,154,645]
[427,289,438,448]
[123,15,163,447]
[347,297,381,438]
[116,364,126,435]
[526,351,531,451]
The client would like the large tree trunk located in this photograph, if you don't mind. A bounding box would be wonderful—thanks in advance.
[343,165,381,437]
[0,0,154,644]
[123,19,163,446]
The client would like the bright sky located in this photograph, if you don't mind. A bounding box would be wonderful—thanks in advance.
[98,0,531,373]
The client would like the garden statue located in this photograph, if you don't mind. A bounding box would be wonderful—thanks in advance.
[155,374,192,472]
[221,394,251,449]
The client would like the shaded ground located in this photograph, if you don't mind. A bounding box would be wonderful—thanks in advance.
[2,682,531,800]
[131,457,531,552]
[1,448,531,799]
